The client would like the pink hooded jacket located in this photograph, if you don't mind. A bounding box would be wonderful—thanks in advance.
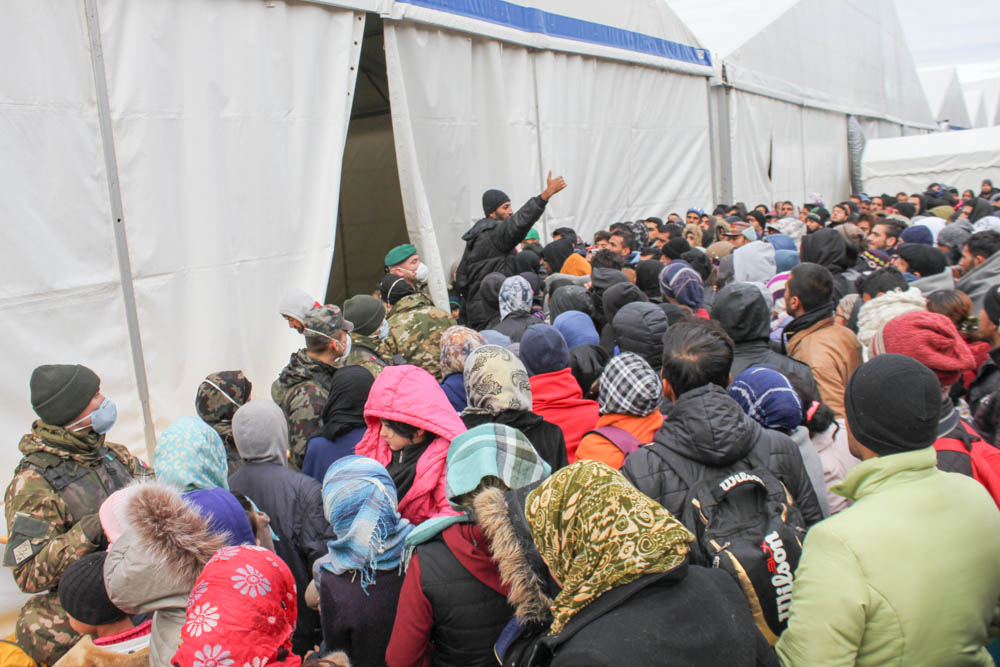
[354,365,466,525]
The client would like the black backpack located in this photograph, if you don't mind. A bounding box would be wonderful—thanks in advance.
[660,449,806,644]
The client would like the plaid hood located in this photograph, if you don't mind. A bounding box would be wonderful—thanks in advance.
[598,353,662,417]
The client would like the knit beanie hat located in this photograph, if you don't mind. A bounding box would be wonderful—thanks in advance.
[344,294,386,336]
[896,244,946,277]
[58,551,126,626]
[879,311,976,387]
[482,189,510,216]
[984,284,1000,326]
[30,364,100,426]
[524,228,540,241]
[900,224,933,246]
[661,237,692,261]
[728,367,803,431]
[894,202,916,219]
[845,354,939,456]
[519,324,570,376]
[937,224,972,251]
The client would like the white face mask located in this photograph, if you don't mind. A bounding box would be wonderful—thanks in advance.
[377,320,390,340]
[335,334,352,362]
[414,262,429,283]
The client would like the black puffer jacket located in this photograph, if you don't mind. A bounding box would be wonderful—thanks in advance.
[462,410,569,471]
[600,283,648,352]
[466,272,506,331]
[455,197,547,319]
[589,269,630,331]
[611,302,668,373]
[493,311,543,343]
[622,384,824,526]
[711,282,819,395]
[229,462,333,654]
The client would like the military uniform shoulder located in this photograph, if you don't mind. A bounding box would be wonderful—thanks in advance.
[103,440,141,464]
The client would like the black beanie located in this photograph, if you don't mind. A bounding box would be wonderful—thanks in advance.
[894,201,916,219]
[661,238,692,261]
[58,551,126,626]
[343,295,385,336]
[482,189,510,217]
[30,364,99,426]
[984,285,1000,326]
[845,354,939,456]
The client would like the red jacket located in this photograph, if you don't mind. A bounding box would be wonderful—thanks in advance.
[355,365,466,525]
[529,368,600,463]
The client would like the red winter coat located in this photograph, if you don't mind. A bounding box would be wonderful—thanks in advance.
[355,365,466,525]
[529,368,600,463]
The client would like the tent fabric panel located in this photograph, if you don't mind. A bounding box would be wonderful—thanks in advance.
[801,107,850,206]
[728,91,805,208]
[862,126,1000,195]
[918,68,972,129]
[96,0,364,432]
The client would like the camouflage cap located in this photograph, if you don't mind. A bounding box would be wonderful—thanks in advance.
[196,371,253,425]
[303,305,353,339]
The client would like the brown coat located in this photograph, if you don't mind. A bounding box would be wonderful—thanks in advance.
[52,636,148,667]
[786,317,862,421]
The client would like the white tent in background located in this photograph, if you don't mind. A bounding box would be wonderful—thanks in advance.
[668,0,936,209]
[964,78,1000,127]
[862,126,1000,195]
[965,89,989,129]
[0,0,712,551]
[919,67,973,129]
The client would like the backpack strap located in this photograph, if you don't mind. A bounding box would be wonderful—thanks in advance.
[585,426,643,455]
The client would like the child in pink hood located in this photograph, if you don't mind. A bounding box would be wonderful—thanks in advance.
[355,365,467,525]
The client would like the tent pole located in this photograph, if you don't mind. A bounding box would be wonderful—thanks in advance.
[717,85,734,204]
[84,0,157,462]
[530,55,548,243]
[705,80,720,207]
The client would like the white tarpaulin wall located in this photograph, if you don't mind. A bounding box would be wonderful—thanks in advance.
[382,5,712,302]
[862,126,1000,195]
[964,78,1000,127]
[918,68,972,130]
[1,0,363,541]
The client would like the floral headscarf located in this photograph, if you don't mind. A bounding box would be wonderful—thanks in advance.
[440,326,488,377]
[319,455,412,594]
[461,345,532,416]
[525,461,694,635]
[499,275,534,320]
[171,545,301,667]
[154,415,229,492]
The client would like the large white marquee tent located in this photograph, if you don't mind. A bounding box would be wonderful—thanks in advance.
[668,0,936,210]
[919,67,973,130]
[964,78,1000,127]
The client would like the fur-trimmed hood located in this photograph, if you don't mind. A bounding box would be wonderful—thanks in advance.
[104,482,226,667]
[856,287,926,358]
[473,484,554,624]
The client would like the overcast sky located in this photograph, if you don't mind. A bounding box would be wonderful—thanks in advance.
[893,0,1000,81]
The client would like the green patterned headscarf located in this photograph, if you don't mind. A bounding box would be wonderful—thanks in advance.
[525,460,694,635]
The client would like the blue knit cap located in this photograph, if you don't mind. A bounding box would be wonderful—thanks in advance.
[519,324,570,376]
[728,367,802,431]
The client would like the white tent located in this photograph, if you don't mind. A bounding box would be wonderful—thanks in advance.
[965,89,989,129]
[964,78,1000,127]
[862,126,1000,195]
[668,0,936,208]
[0,0,714,621]
[919,67,973,129]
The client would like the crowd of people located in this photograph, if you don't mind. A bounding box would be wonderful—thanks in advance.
[5,174,1000,666]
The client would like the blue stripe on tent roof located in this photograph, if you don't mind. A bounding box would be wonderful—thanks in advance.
[396,0,711,67]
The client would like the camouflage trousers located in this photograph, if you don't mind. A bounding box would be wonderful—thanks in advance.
[16,591,78,665]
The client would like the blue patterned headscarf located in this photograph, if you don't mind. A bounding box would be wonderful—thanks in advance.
[499,275,533,320]
[154,415,229,492]
[728,367,803,431]
[320,455,413,593]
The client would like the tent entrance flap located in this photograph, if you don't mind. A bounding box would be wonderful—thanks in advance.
[327,13,408,307]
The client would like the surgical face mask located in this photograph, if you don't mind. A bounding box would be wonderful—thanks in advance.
[335,334,353,362]
[414,262,429,283]
[68,398,118,435]
[377,319,390,340]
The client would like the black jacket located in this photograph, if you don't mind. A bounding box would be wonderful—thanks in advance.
[968,347,1000,417]
[493,311,543,342]
[229,463,334,654]
[455,197,547,318]
[611,302,668,373]
[622,385,824,527]
[462,410,569,471]
[712,282,819,395]
[517,566,778,667]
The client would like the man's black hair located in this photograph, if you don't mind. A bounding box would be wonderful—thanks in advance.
[681,249,712,281]
[967,231,1000,261]
[661,320,735,396]
[856,266,907,298]
[662,223,684,240]
[610,229,635,252]
[788,263,834,313]
[590,248,625,270]
[552,227,577,243]
[608,222,628,233]
[646,217,667,233]
[873,219,904,241]
[593,230,611,244]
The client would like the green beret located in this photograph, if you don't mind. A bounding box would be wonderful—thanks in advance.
[384,244,417,268]
[525,228,540,241]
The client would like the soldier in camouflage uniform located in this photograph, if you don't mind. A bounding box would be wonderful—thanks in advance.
[378,275,457,381]
[384,243,432,299]
[195,370,253,474]
[343,294,388,379]
[4,364,150,664]
[271,305,352,469]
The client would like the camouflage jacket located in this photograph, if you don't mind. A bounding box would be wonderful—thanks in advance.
[378,293,456,381]
[346,331,386,379]
[271,349,338,469]
[3,422,150,593]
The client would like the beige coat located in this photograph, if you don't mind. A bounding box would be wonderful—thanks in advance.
[52,636,148,667]
[786,317,862,421]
